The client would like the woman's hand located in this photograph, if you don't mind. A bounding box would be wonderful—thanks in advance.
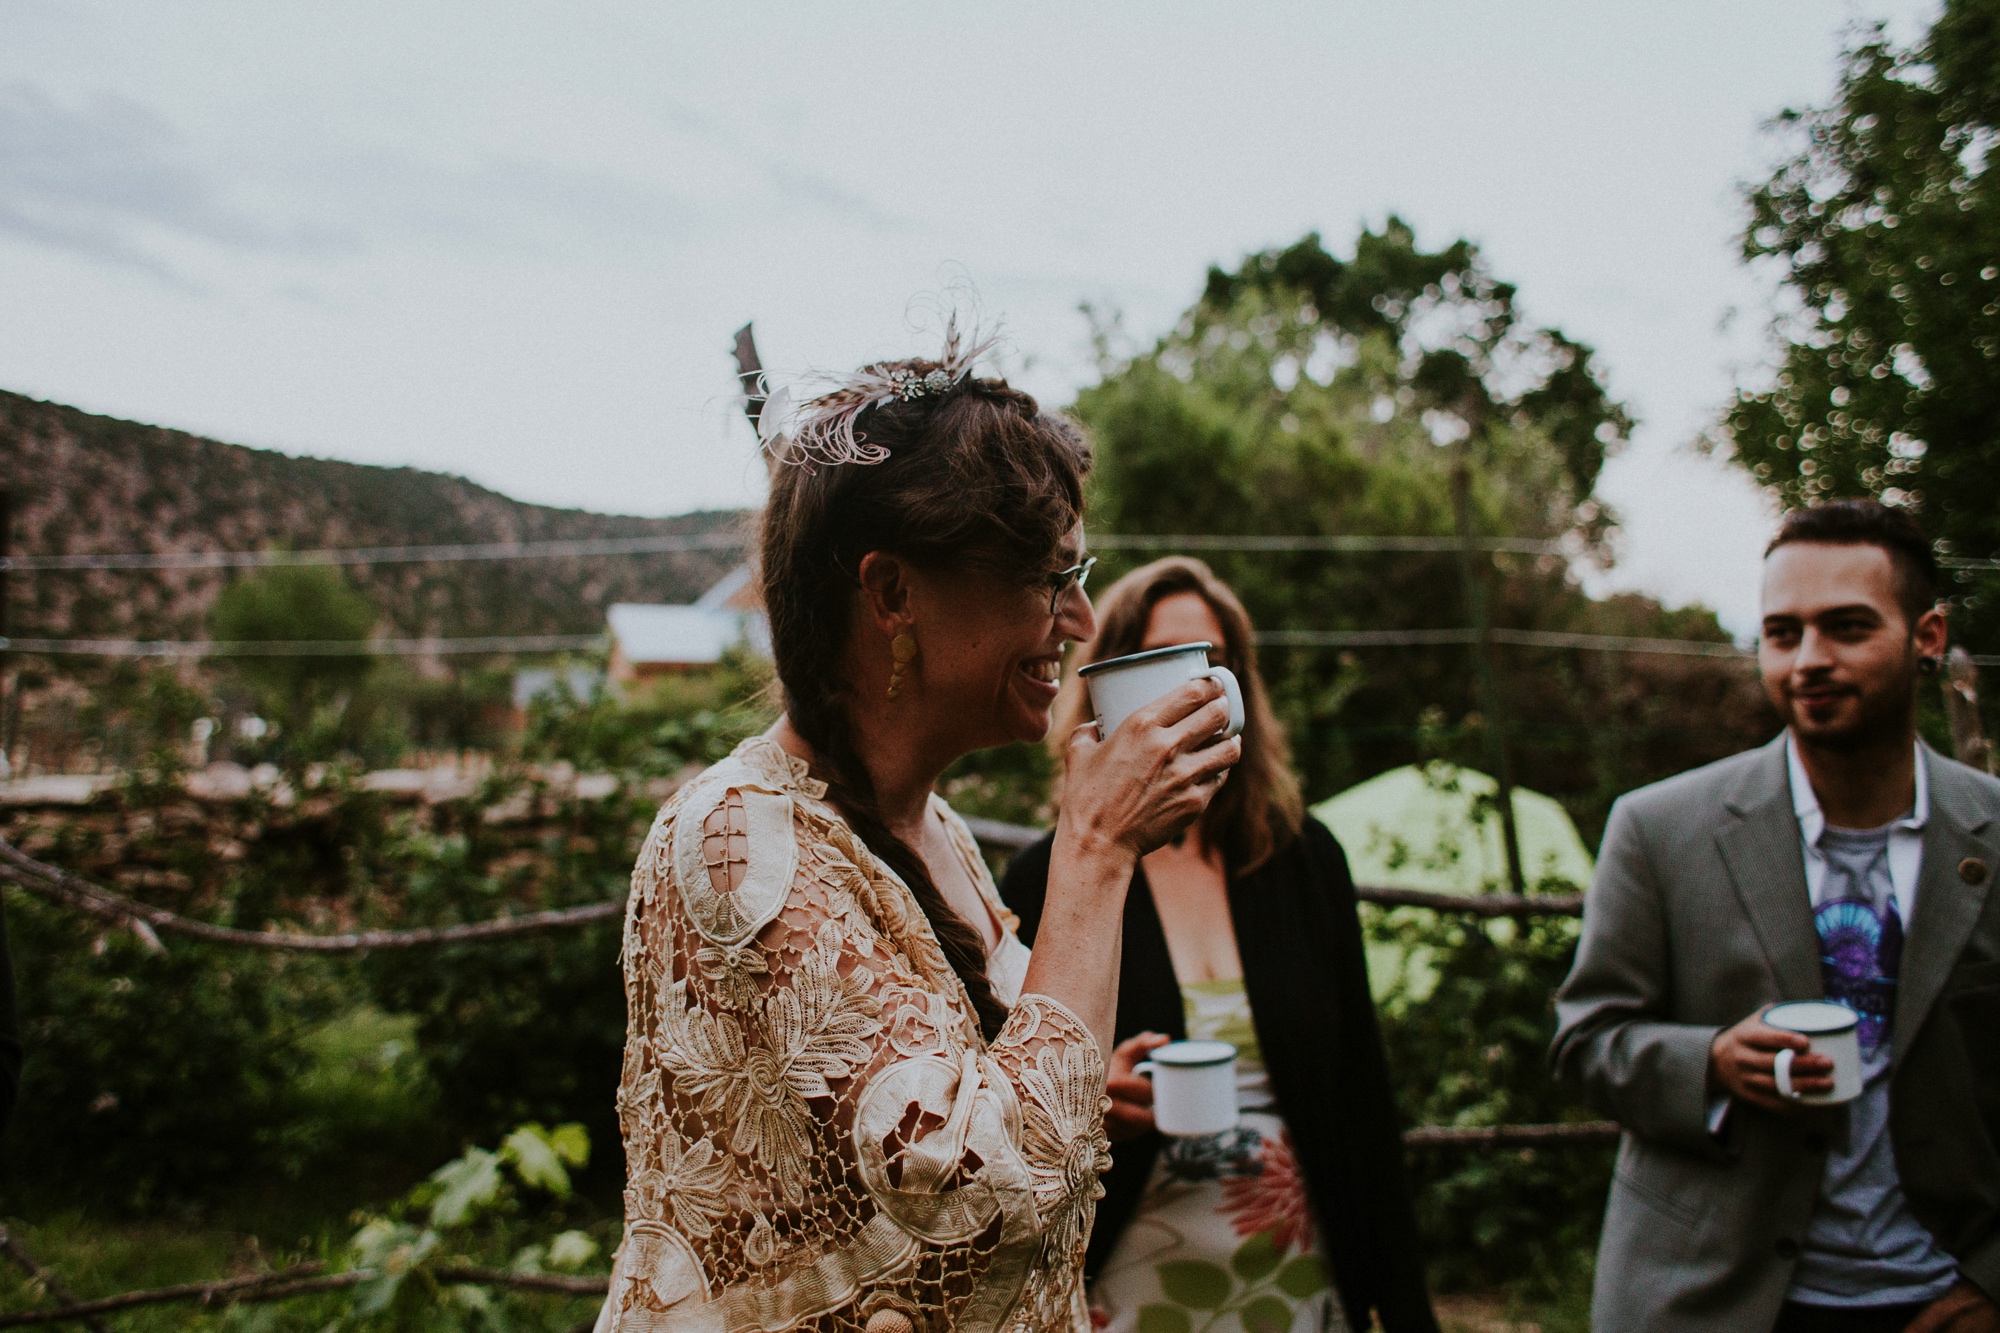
[1105,1032,1171,1143]
[1058,676,1243,858]
[1023,678,1240,1054]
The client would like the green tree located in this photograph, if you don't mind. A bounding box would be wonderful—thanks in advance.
[1074,226,1777,1300]
[1075,225,1769,840]
[1724,0,2000,655]
[209,564,378,754]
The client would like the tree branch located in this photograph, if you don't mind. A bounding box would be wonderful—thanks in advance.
[0,1227,108,1333]
[0,1262,610,1328]
[1402,1121,1619,1148]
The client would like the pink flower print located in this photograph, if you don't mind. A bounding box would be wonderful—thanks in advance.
[1220,1130,1314,1254]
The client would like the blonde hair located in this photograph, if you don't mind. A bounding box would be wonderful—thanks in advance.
[1055,556,1303,873]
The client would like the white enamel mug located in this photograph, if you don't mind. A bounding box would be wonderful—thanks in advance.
[1135,1039,1239,1137]
[1766,1001,1865,1104]
[1077,642,1245,742]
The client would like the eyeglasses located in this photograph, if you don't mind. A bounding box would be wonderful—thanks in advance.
[1046,556,1096,615]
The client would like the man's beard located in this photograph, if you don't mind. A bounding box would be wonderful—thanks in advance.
[1791,660,1918,754]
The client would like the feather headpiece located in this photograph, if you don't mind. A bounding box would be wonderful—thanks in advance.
[758,319,996,470]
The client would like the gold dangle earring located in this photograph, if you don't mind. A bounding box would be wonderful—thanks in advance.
[886,632,917,700]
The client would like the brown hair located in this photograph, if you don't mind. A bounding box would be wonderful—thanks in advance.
[1766,499,1940,627]
[761,360,1092,1041]
[1055,556,1304,874]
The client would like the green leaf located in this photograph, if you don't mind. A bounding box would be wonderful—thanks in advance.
[429,1147,505,1227]
[346,1219,435,1274]
[548,1122,591,1168]
[1241,1295,1293,1333]
[1230,1230,1282,1281]
[502,1125,571,1196]
[547,1230,600,1271]
[1156,1259,1234,1309]
[1275,1254,1329,1298]
[1137,1304,1194,1333]
[350,1271,403,1317]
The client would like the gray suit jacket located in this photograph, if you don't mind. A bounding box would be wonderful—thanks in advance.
[1552,735,2000,1333]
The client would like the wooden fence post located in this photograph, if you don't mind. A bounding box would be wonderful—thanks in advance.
[1943,646,1994,773]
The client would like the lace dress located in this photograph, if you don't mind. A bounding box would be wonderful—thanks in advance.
[600,736,1110,1333]
[1088,980,1343,1333]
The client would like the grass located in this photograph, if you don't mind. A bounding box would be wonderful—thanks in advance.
[2,1212,350,1332]
[4,957,1604,1333]
[1,1212,604,1331]
[0,1005,604,1331]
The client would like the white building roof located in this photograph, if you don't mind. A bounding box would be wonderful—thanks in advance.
[695,563,756,610]
[606,602,768,667]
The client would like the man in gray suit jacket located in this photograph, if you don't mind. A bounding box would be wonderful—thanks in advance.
[1554,500,2000,1333]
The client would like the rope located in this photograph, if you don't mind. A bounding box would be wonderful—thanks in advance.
[0,838,623,952]
[0,820,1582,959]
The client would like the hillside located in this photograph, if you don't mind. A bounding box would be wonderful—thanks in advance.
[0,390,749,643]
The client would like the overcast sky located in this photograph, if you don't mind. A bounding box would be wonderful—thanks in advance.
[1,1,1937,635]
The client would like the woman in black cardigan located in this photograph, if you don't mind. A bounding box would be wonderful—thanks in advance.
[1002,557,1437,1333]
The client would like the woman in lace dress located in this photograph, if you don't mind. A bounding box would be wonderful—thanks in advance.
[599,336,1243,1333]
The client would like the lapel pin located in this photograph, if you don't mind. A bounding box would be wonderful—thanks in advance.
[1959,857,1989,886]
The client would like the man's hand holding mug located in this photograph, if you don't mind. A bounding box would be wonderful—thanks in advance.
[1708,1006,1835,1113]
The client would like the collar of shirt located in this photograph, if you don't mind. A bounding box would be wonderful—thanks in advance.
[1785,731,1927,922]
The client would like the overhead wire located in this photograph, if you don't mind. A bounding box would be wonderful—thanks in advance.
[6,531,1995,662]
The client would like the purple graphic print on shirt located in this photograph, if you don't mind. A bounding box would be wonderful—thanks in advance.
[1814,825,1903,1061]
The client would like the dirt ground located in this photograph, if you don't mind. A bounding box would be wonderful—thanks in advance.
[1432,1294,1546,1332]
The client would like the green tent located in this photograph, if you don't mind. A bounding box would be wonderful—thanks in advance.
[1311,761,1594,895]
[1312,762,1594,1002]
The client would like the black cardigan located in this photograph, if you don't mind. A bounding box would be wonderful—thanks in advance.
[999,816,1439,1333]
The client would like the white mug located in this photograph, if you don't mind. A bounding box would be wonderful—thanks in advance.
[1077,642,1245,742]
[1766,1001,1865,1104]
[1135,1039,1239,1136]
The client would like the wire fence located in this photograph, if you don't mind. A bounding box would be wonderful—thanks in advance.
[0,628,1766,659]
[0,530,1569,572]
[0,812,1615,1329]
[0,633,607,658]
[9,527,1997,662]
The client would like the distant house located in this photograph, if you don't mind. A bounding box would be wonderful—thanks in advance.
[512,665,604,711]
[606,564,769,684]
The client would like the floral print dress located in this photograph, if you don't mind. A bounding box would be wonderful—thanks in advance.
[1089,980,1343,1333]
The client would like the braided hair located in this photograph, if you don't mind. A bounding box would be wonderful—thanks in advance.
[760,359,1091,1041]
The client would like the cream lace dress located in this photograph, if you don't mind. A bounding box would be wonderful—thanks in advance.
[599,736,1111,1333]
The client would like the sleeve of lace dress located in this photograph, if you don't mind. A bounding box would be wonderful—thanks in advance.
[614,763,1110,1330]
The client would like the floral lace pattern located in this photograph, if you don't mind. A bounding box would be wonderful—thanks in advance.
[602,736,1110,1333]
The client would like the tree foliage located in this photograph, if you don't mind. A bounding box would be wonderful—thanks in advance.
[1077,225,1771,838]
[209,564,379,754]
[1725,0,2000,650]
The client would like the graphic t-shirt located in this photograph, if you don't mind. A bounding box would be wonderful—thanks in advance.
[1789,822,1957,1307]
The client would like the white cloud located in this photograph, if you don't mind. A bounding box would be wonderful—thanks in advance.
[0,0,1940,635]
